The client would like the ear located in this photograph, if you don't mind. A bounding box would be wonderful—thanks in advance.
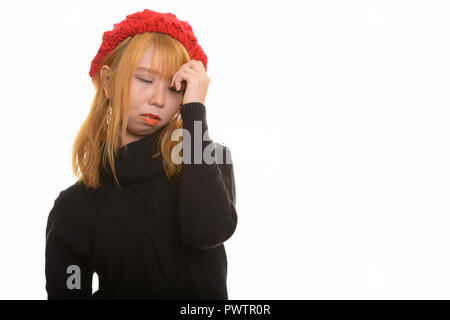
[100,65,112,99]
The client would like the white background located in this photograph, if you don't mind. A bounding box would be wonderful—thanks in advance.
[0,0,449,299]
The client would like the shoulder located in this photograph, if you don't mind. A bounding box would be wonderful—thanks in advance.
[53,181,92,212]
[47,181,97,234]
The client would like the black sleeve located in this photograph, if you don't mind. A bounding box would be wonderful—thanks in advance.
[177,102,238,250]
[45,191,94,299]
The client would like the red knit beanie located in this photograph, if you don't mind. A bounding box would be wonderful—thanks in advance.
[89,9,208,81]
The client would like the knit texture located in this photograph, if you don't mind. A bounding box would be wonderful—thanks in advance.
[45,103,237,299]
[89,9,208,80]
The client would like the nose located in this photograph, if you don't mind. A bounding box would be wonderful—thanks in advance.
[149,81,165,107]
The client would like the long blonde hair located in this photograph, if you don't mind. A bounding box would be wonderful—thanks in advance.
[72,32,191,190]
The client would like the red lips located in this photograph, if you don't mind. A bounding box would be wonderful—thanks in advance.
[142,113,161,120]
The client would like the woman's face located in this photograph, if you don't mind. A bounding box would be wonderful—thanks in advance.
[101,46,184,147]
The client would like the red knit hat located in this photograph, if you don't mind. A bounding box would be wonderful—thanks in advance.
[89,9,208,81]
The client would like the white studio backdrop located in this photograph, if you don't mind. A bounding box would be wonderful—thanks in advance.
[0,0,449,299]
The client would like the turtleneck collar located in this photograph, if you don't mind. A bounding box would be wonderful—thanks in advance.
[100,133,163,186]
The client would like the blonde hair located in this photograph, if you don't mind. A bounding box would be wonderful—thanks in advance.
[72,32,191,190]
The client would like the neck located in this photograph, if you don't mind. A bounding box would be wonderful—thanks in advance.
[101,132,162,186]
[120,130,151,148]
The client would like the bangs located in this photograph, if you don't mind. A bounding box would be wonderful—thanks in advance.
[146,33,189,82]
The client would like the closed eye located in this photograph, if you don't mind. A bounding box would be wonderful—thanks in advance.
[137,77,182,94]
[137,78,152,84]
[170,87,182,94]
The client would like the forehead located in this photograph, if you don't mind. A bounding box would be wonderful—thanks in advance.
[136,46,163,75]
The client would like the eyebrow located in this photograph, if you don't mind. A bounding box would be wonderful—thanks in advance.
[135,67,161,75]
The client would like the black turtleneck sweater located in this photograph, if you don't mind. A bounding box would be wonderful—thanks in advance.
[45,102,238,300]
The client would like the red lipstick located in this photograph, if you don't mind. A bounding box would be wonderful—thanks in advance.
[142,113,161,120]
[141,113,161,126]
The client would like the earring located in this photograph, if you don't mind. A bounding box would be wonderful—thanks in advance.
[106,104,112,124]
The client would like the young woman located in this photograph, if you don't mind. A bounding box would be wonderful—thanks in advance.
[45,9,238,300]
